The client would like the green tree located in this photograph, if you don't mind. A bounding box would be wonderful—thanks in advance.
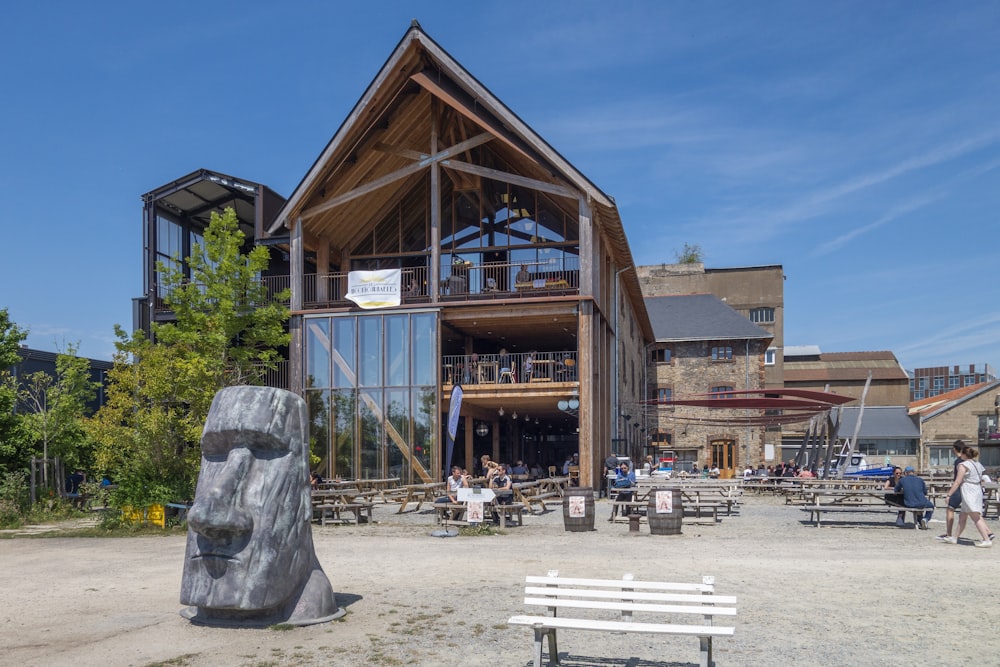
[89,208,289,507]
[675,243,704,264]
[0,309,29,473]
[19,344,99,488]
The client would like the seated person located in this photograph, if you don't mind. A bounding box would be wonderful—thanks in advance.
[490,465,513,505]
[515,264,531,285]
[895,466,934,529]
[437,466,468,504]
[609,462,637,520]
[512,460,529,476]
[310,471,324,488]
[884,466,905,508]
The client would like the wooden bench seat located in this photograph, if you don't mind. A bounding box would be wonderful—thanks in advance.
[508,573,736,667]
[513,482,560,514]
[313,501,372,526]
[434,502,526,528]
[800,504,927,528]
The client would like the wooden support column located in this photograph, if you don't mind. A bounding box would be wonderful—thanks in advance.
[464,417,474,475]
[289,216,304,396]
[577,197,595,487]
[430,98,441,303]
[492,421,500,465]
[316,239,330,302]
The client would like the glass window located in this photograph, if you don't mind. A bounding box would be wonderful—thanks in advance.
[306,389,331,476]
[933,376,944,390]
[651,347,671,363]
[412,312,436,385]
[711,346,733,361]
[749,307,774,323]
[385,315,409,387]
[359,316,382,387]
[305,318,331,389]
[710,386,735,398]
[657,387,673,402]
[332,317,357,388]
[765,348,777,366]
[331,388,356,479]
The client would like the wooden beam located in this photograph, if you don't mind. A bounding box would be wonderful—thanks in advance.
[301,132,495,221]
[441,159,576,200]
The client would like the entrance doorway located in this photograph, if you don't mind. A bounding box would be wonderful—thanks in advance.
[710,439,736,479]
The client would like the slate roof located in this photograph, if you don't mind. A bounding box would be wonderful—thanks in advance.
[832,406,920,438]
[643,294,772,342]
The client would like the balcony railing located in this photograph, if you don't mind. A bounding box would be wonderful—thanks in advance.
[443,351,577,386]
[302,261,579,309]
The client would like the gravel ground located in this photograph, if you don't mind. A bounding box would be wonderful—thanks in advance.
[2,493,999,667]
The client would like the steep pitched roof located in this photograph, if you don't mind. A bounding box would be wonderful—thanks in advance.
[643,294,772,342]
[267,20,650,334]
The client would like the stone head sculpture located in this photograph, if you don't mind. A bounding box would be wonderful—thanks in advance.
[180,386,341,626]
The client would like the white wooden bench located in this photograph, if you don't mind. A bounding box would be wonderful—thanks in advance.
[508,573,736,667]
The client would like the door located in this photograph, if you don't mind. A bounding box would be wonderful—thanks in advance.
[710,439,736,479]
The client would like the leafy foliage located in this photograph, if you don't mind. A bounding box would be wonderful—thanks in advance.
[0,309,29,472]
[89,208,289,508]
[675,242,704,264]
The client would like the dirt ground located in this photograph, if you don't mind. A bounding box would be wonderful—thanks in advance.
[2,495,999,667]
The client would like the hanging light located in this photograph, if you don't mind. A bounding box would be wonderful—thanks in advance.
[498,406,505,416]
[568,397,580,410]
[475,422,489,437]
[512,411,518,420]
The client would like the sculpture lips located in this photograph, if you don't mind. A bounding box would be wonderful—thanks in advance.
[194,553,240,562]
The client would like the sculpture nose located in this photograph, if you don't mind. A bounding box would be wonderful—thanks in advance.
[187,449,254,541]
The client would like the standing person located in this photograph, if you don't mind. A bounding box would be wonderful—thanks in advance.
[935,441,995,543]
[895,466,934,529]
[941,445,993,547]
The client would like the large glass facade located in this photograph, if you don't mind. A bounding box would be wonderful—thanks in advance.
[305,311,438,483]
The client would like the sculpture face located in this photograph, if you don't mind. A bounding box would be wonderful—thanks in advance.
[180,386,322,618]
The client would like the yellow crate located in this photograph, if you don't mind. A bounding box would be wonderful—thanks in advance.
[147,504,165,528]
[121,505,144,524]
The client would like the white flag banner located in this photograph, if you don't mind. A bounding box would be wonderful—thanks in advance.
[345,269,401,309]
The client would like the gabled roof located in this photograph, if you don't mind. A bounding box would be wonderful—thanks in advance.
[832,406,920,439]
[909,379,1000,421]
[267,21,650,334]
[643,294,772,342]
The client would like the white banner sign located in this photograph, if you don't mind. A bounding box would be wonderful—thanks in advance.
[345,269,401,309]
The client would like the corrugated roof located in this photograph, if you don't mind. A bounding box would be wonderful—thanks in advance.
[643,294,772,342]
[784,350,908,382]
[832,406,920,438]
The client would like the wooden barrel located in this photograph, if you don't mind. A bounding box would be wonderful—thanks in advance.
[647,488,683,535]
[562,487,595,532]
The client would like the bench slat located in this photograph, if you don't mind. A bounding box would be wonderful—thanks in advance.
[508,615,735,637]
[524,586,736,605]
[523,597,737,616]
[524,576,711,592]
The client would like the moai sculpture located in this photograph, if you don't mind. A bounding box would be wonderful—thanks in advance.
[180,386,341,626]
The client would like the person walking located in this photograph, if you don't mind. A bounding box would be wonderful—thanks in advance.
[940,445,993,547]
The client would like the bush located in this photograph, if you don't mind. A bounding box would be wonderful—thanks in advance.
[0,470,29,528]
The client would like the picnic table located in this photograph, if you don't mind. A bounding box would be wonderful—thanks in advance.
[355,477,402,503]
[396,482,445,513]
[311,487,376,525]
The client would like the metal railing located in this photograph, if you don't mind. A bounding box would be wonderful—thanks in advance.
[443,350,577,385]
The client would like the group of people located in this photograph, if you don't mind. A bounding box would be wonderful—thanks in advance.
[937,440,994,547]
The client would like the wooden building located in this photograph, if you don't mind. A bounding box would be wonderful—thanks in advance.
[265,22,651,487]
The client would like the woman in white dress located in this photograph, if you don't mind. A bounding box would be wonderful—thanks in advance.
[942,445,993,547]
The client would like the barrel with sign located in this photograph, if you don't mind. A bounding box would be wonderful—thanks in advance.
[563,487,595,531]
[647,488,683,535]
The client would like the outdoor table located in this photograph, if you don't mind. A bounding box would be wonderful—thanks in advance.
[396,482,445,513]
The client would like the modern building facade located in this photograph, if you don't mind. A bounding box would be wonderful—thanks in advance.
[264,23,652,488]
[909,363,997,401]
[133,169,289,342]
[12,347,112,414]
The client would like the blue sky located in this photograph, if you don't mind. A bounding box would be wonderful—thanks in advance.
[2,2,998,374]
